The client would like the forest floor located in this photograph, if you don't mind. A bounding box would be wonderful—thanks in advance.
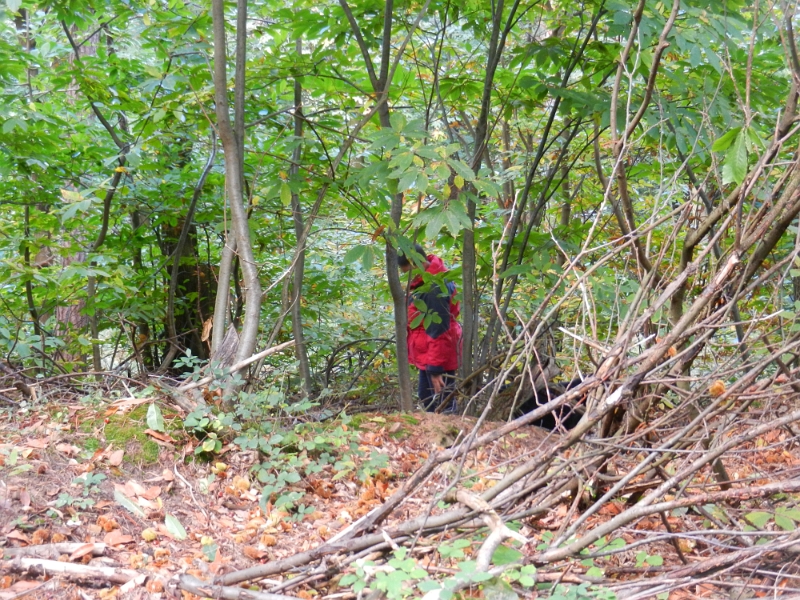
[0,393,797,599]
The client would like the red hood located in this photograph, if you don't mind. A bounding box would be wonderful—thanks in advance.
[411,254,447,288]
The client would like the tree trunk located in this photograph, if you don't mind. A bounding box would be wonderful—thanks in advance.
[290,38,313,397]
[210,0,262,365]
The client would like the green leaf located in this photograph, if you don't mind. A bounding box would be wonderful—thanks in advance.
[397,168,418,192]
[425,210,447,239]
[491,544,523,566]
[165,514,188,540]
[775,514,795,531]
[646,554,664,566]
[711,127,741,152]
[776,508,800,521]
[361,246,374,271]
[499,264,534,278]
[390,112,407,132]
[114,489,145,518]
[441,201,472,235]
[722,129,748,185]
[280,182,292,206]
[744,511,772,528]
[343,245,366,265]
[446,158,476,182]
[147,402,165,432]
[202,542,218,561]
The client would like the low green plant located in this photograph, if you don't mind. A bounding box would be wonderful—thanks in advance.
[56,472,106,510]
[341,548,429,600]
[546,583,617,600]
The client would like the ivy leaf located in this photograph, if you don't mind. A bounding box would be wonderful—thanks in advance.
[147,403,165,432]
[722,129,747,185]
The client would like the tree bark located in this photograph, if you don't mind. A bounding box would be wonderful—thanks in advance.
[211,0,262,365]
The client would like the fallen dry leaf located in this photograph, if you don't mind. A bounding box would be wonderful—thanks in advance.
[103,530,134,546]
[68,543,97,562]
[243,546,269,560]
[4,580,40,593]
[162,469,175,481]
[144,429,174,445]
[25,438,48,449]
[107,449,125,466]
[6,530,30,544]
[141,486,162,501]
[55,443,81,456]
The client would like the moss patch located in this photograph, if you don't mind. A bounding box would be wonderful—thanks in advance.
[81,404,162,465]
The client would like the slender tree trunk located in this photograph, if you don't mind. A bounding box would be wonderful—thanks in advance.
[290,38,313,397]
[211,0,262,364]
[211,237,236,355]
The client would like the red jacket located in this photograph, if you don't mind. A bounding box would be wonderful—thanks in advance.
[407,255,462,372]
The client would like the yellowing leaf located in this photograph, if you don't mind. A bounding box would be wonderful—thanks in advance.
[454,175,464,189]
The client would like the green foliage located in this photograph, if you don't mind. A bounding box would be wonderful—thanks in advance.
[56,472,106,510]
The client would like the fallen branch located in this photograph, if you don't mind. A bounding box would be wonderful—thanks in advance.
[178,574,297,600]
[450,489,528,572]
[2,542,106,561]
[1,557,140,585]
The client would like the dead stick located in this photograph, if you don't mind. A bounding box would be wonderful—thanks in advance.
[450,489,528,572]
[2,557,139,585]
[179,574,297,600]
[2,543,106,560]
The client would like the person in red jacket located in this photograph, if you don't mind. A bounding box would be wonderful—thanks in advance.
[398,244,462,413]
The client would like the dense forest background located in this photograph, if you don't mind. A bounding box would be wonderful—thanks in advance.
[4,0,800,598]
[6,0,798,411]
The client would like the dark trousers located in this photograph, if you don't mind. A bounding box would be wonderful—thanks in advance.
[418,369,457,414]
